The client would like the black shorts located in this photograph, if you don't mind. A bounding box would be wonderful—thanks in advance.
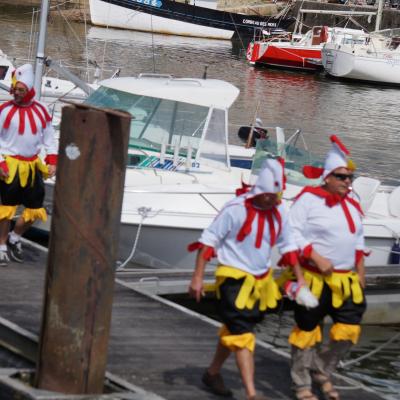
[294,283,367,331]
[0,170,45,209]
[216,278,278,335]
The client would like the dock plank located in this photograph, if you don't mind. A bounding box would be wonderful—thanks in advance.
[0,243,386,399]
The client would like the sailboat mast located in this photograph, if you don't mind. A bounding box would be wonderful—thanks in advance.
[375,0,384,31]
[33,0,50,99]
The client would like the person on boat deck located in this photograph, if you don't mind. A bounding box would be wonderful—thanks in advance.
[287,135,367,400]
[238,117,269,148]
[188,159,318,400]
[0,63,57,266]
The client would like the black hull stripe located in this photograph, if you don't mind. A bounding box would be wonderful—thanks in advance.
[96,0,295,35]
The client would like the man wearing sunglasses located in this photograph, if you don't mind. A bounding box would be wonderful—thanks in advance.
[286,135,367,400]
[188,159,318,400]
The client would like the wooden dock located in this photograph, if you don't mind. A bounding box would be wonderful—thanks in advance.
[0,241,390,399]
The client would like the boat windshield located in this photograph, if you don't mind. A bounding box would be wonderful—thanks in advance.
[251,138,323,186]
[85,86,209,156]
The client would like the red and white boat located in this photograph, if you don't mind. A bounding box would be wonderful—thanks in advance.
[247,26,365,71]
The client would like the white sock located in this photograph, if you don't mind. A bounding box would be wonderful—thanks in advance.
[0,244,7,251]
[8,231,21,244]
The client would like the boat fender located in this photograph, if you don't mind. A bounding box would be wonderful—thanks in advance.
[246,42,254,61]
[389,238,400,264]
[320,26,329,44]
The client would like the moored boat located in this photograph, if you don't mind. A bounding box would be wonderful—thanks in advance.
[247,26,365,71]
[88,0,295,40]
[39,74,400,270]
[322,28,400,85]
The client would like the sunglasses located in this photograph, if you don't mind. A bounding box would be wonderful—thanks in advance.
[331,172,354,181]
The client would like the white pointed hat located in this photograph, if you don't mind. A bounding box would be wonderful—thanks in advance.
[252,158,285,195]
[13,63,34,90]
[303,135,355,179]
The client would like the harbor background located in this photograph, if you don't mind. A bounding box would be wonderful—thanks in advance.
[0,1,399,398]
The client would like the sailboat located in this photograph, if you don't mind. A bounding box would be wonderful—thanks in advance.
[322,28,400,84]
[321,0,400,85]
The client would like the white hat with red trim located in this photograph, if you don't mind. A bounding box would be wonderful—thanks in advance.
[252,158,285,195]
[13,63,34,90]
[303,135,355,179]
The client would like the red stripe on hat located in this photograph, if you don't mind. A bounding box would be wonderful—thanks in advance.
[303,165,324,179]
[277,156,286,190]
[330,135,350,155]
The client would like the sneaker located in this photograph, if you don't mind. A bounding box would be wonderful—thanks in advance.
[7,239,24,263]
[0,249,10,267]
[202,370,232,397]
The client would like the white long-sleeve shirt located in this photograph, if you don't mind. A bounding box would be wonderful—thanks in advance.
[289,192,365,270]
[0,101,57,162]
[199,196,297,276]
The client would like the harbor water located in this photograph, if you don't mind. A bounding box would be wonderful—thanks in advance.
[1,4,399,399]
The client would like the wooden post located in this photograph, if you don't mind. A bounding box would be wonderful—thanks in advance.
[35,104,131,394]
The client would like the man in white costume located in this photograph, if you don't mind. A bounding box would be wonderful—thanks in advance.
[0,64,57,266]
[287,135,367,400]
[188,158,318,400]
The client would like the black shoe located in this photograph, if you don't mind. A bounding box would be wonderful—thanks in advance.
[7,239,24,263]
[0,249,10,267]
[202,370,232,397]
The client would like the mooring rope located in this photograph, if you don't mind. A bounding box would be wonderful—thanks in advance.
[116,206,164,270]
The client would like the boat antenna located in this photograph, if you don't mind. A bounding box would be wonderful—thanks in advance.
[202,65,208,79]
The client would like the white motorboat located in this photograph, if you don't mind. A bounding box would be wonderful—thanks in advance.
[40,74,400,270]
[0,49,95,106]
[322,28,400,84]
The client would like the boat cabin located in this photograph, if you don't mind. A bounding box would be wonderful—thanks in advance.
[84,74,240,172]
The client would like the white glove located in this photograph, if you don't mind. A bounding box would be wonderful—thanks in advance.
[295,285,319,309]
[284,281,319,309]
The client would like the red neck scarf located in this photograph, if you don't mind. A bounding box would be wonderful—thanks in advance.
[295,186,363,234]
[237,198,282,248]
[0,100,52,135]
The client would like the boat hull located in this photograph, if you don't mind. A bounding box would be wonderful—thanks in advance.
[249,42,322,70]
[323,45,400,84]
[39,181,399,269]
[89,0,294,40]
[116,221,398,269]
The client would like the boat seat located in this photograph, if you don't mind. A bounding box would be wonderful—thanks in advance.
[388,186,400,218]
[352,176,381,213]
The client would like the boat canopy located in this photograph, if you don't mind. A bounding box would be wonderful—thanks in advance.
[85,76,234,171]
[98,75,240,109]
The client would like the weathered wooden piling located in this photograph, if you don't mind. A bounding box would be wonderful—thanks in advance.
[35,104,131,394]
